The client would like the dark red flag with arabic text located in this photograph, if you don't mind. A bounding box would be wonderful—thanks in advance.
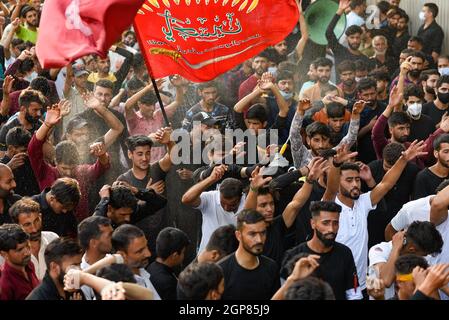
[134,0,299,82]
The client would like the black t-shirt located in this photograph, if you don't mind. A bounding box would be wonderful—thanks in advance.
[218,253,280,300]
[263,216,288,266]
[413,167,448,199]
[392,31,410,61]
[368,160,419,248]
[0,155,40,197]
[147,261,178,300]
[422,102,447,130]
[408,114,436,143]
[281,242,358,300]
[0,193,21,225]
[417,21,444,55]
[0,118,42,151]
[117,163,167,188]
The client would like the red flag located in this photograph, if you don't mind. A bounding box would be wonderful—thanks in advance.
[134,0,299,82]
[36,0,144,68]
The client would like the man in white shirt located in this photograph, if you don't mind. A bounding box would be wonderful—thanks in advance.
[111,224,161,299]
[9,198,59,280]
[182,167,246,253]
[327,141,425,296]
[368,221,443,299]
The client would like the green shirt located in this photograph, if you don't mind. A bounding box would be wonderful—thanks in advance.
[16,25,38,44]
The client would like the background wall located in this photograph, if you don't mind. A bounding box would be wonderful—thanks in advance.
[367,0,447,55]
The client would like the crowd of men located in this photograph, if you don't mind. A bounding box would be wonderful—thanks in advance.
[1,0,449,300]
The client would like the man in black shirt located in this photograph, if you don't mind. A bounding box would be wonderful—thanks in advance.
[0,127,39,196]
[147,227,191,300]
[31,178,80,238]
[417,3,444,63]
[219,209,280,300]
[325,0,370,76]
[27,238,83,300]
[414,134,449,199]
[281,201,362,300]
[403,85,435,142]
[392,11,410,61]
[0,164,21,225]
[422,75,449,129]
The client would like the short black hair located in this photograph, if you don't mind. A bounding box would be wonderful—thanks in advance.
[357,77,377,93]
[155,227,191,260]
[112,224,145,252]
[246,104,268,123]
[370,70,390,83]
[125,135,153,152]
[345,25,363,37]
[20,5,36,18]
[198,81,217,91]
[30,77,51,97]
[236,209,265,231]
[320,83,339,97]
[109,185,137,210]
[19,89,45,109]
[0,224,29,251]
[406,221,443,255]
[305,122,331,138]
[219,178,243,199]
[78,216,112,250]
[326,103,345,119]
[436,75,449,89]
[276,70,294,83]
[355,60,369,72]
[205,224,238,256]
[433,133,449,151]
[50,178,81,208]
[337,60,356,74]
[313,57,333,69]
[9,197,40,223]
[387,112,411,128]
[419,69,440,82]
[383,142,405,165]
[403,84,424,101]
[55,140,79,165]
[409,36,424,46]
[96,264,136,283]
[5,127,31,147]
[285,277,335,300]
[126,76,145,91]
[410,50,426,62]
[95,79,114,91]
[340,162,360,173]
[44,238,83,269]
[139,92,158,105]
[309,201,342,218]
[350,0,366,10]
[178,262,224,300]
[377,1,391,14]
[395,254,428,274]
[424,3,439,18]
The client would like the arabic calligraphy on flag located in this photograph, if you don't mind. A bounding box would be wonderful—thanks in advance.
[134,0,299,82]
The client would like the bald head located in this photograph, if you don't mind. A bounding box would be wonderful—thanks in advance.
[0,164,16,198]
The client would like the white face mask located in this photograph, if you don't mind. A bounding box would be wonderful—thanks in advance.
[268,66,278,78]
[419,11,426,21]
[280,90,294,100]
[355,76,367,83]
[407,102,422,117]
[24,71,38,82]
[439,67,449,76]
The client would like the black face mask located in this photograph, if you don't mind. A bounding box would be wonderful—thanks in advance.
[25,112,39,124]
[438,92,449,104]
[409,69,421,78]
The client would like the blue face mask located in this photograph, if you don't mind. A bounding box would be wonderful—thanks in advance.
[24,71,38,82]
[268,66,278,78]
[280,90,293,100]
[439,67,449,76]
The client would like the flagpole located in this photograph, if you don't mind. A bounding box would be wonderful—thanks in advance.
[132,22,170,127]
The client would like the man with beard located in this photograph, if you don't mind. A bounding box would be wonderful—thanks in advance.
[369,35,397,75]
[301,58,342,102]
[390,51,426,91]
[111,224,161,299]
[218,210,280,300]
[413,134,449,199]
[26,238,83,300]
[9,198,59,280]
[243,158,328,265]
[325,0,370,79]
[329,141,425,298]
[0,163,20,225]
[391,11,410,62]
[1,127,40,196]
[15,5,38,44]
[0,224,39,300]
[281,201,362,300]
[0,89,44,155]
[337,60,357,101]
[238,51,270,101]
[419,69,439,103]
[371,71,390,105]
[182,81,232,132]
[422,76,449,129]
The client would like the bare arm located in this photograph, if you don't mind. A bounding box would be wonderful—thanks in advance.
[377,232,405,287]
[63,64,74,98]
[430,182,449,225]
[234,86,263,113]
[294,0,308,61]
[337,100,365,148]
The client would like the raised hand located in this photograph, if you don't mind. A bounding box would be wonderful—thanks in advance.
[402,140,427,161]
[169,75,184,87]
[210,164,227,182]
[391,230,405,251]
[338,0,351,13]
[44,105,62,127]
[389,86,403,108]
[356,161,373,181]
[289,255,320,281]
[296,99,312,114]
[113,180,139,195]
[59,99,72,118]
[6,152,27,170]
[439,112,449,132]
[333,144,358,166]
[146,178,165,194]
[400,56,413,76]
[154,126,172,145]
[101,282,126,300]
[99,184,111,198]
[2,75,15,96]
[89,141,107,158]
[352,100,367,115]
[82,92,102,110]
[249,166,272,190]
[11,18,20,31]
[308,157,329,181]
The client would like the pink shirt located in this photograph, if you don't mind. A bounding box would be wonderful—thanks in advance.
[126,110,166,163]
